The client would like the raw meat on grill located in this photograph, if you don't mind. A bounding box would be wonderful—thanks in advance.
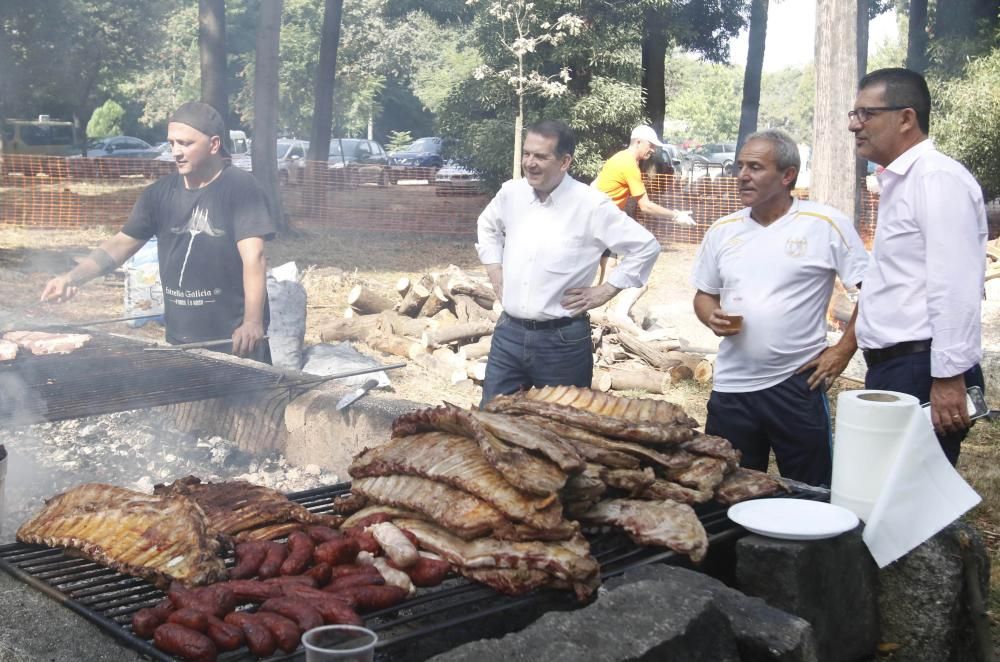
[3,331,91,356]
[486,386,698,445]
[579,499,708,563]
[153,476,341,537]
[349,431,565,530]
[16,483,227,587]
[0,339,18,361]
[394,517,600,600]
[714,468,791,505]
[391,405,568,496]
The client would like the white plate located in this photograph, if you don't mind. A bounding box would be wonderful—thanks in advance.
[727,498,860,541]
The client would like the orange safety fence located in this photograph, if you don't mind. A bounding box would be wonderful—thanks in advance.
[0,155,880,245]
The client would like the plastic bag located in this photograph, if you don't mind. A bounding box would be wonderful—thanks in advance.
[266,262,307,370]
[122,237,164,327]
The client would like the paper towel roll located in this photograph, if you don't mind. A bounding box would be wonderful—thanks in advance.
[831,390,920,521]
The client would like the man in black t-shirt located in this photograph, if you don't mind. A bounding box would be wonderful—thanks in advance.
[41,102,277,363]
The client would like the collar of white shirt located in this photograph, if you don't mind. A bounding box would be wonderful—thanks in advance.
[881,138,934,180]
[529,173,572,206]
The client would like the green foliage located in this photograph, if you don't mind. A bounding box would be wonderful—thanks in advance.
[86,99,125,137]
[758,65,814,143]
[933,45,1000,198]
[386,130,414,153]
[666,61,742,143]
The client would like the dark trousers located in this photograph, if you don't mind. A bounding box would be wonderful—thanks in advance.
[864,351,984,465]
[705,371,833,487]
[480,313,593,407]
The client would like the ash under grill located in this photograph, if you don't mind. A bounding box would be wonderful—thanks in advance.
[0,329,318,424]
[0,482,826,662]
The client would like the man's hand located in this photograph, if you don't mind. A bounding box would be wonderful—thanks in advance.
[40,275,78,304]
[231,321,265,357]
[798,345,854,391]
[704,308,741,337]
[673,210,696,226]
[561,282,619,315]
[484,263,503,301]
[930,374,970,436]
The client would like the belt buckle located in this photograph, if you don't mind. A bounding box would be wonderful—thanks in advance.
[524,319,540,330]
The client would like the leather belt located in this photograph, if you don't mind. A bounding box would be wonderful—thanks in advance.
[862,339,932,368]
[505,313,588,330]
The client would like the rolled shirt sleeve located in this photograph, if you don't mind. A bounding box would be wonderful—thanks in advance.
[594,199,661,289]
[475,188,506,265]
[918,170,986,377]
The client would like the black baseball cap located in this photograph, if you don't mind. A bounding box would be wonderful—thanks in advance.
[168,102,230,157]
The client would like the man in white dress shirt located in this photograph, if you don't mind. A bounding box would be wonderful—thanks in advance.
[691,129,868,486]
[476,120,661,406]
[851,68,987,465]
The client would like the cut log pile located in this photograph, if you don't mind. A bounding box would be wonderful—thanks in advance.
[319,265,714,394]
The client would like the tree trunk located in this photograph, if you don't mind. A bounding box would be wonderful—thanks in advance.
[252,0,286,232]
[905,0,929,73]
[640,8,667,133]
[812,0,859,223]
[736,0,769,160]
[199,0,228,127]
[308,0,343,163]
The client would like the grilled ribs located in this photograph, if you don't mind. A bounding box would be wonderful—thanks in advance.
[3,331,91,356]
[153,476,340,537]
[579,498,708,563]
[16,483,227,587]
[349,431,565,530]
[714,468,791,504]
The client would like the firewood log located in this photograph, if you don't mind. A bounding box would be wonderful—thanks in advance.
[414,353,469,384]
[422,320,495,349]
[395,277,411,298]
[368,333,427,360]
[398,274,434,317]
[378,311,435,339]
[466,359,488,382]
[419,285,450,317]
[664,351,713,382]
[616,331,683,371]
[444,268,496,309]
[431,308,459,325]
[319,314,383,342]
[596,365,671,394]
[463,336,493,360]
[348,285,394,315]
[453,294,490,324]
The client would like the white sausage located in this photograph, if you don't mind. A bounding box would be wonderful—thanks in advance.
[367,522,419,568]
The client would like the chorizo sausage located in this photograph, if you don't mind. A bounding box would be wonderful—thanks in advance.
[347,512,393,529]
[259,596,324,632]
[280,583,358,609]
[256,541,289,579]
[310,598,364,626]
[225,612,277,658]
[403,556,451,587]
[324,573,385,592]
[368,522,419,568]
[167,608,210,632]
[280,531,315,576]
[214,579,283,603]
[253,611,302,653]
[328,563,381,581]
[262,574,317,588]
[230,541,269,580]
[339,585,408,612]
[305,525,343,544]
[132,608,166,639]
[204,614,245,652]
[343,527,380,554]
[196,585,238,617]
[303,561,332,586]
[153,623,218,662]
[313,538,361,566]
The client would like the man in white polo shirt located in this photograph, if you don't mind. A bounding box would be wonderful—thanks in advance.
[850,68,987,465]
[691,129,868,486]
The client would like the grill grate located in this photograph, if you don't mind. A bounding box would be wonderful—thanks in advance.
[0,482,826,661]
[0,329,318,424]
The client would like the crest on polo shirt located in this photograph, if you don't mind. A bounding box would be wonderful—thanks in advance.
[785,237,807,257]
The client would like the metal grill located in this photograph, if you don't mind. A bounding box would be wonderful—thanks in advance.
[0,482,826,662]
[0,329,316,424]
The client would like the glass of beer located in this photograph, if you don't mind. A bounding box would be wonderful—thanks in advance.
[302,625,378,662]
[720,287,745,333]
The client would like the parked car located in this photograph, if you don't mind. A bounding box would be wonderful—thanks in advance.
[277,138,309,184]
[648,143,688,176]
[388,136,443,183]
[685,142,737,176]
[82,136,160,159]
[434,161,483,196]
[327,138,390,186]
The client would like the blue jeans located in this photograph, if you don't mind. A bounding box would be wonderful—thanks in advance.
[865,351,984,465]
[480,313,593,407]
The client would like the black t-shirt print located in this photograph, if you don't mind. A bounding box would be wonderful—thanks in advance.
[122,166,277,344]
